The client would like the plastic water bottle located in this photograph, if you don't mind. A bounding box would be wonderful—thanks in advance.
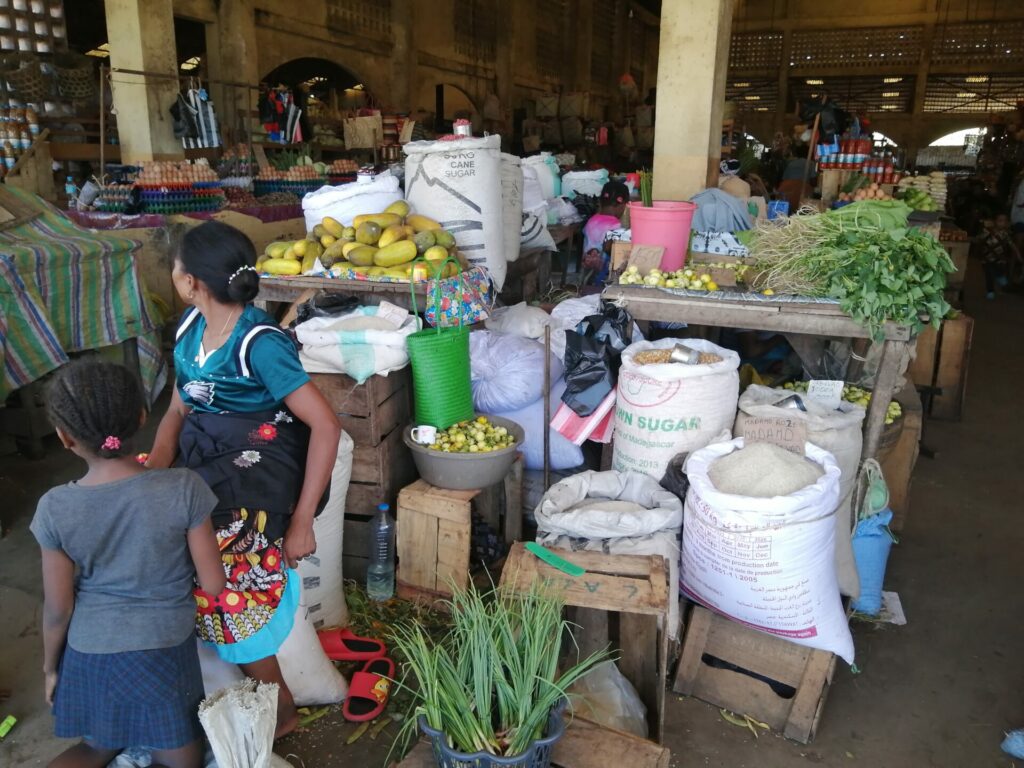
[366,503,395,601]
[64,176,78,211]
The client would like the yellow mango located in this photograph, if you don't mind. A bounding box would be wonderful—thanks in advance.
[341,241,365,258]
[293,239,309,257]
[321,217,345,238]
[262,258,302,275]
[377,223,407,249]
[367,266,387,277]
[423,245,449,263]
[381,266,412,281]
[406,214,442,232]
[353,212,402,229]
[264,241,291,259]
[385,200,410,217]
[373,240,418,267]
[282,245,298,261]
[402,225,417,239]
[312,224,327,240]
[320,234,337,248]
[347,245,378,267]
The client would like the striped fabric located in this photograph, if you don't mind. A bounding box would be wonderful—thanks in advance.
[0,188,166,403]
[181,89,222,150]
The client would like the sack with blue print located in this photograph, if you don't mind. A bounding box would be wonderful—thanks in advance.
[850,508,896,616]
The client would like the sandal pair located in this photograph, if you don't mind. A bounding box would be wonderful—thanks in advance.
[315,627,393,722]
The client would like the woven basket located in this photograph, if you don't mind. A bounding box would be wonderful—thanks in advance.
[0,54,50,103]
[406,258,475,429]
[54,53,96,100]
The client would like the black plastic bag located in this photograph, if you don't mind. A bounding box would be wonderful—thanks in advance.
[660,452,690,501]
[291,293,361,328]
[561,301,633,417]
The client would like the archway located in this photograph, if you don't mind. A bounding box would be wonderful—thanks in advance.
[262,57,370,110]
[930,127,987,147]
[416,81,479,134]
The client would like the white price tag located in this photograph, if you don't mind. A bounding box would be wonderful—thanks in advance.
[805,379,844,410]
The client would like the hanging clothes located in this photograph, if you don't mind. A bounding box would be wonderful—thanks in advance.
[181,84,221,149]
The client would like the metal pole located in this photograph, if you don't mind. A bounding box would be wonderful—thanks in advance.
[98,65,106,183]
[543,325,551,490]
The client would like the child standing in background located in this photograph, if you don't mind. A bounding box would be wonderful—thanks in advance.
[31,360,224,768]
[581,180,630,285]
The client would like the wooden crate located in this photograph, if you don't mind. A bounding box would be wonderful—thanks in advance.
[396,457,523,601]
[673,605,837,744]
[310,368,411,446]
[907,325,939,389]
[930,314,973,421]
[500,543,670,742]
[396,715,671,768]
[881,383,923,533]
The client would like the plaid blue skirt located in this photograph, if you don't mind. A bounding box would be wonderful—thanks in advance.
[53,635,204,750]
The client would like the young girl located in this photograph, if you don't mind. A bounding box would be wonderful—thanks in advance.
[146,221,340,738]
[31,360,225,768]
[581,180,629,285]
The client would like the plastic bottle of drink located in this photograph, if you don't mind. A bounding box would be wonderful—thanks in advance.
[366,503,395,601]
[64,176,78,210]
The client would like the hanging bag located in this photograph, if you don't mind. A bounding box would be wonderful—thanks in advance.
[406,258,475,429]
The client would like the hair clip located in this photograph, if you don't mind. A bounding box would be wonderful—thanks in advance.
[102,435,121,451]
[228,265,258,284]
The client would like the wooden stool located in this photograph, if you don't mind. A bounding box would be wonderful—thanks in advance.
[395,715,670,768]
[673,604,837,744]
[396,456,523,602]
[500,543,670,742]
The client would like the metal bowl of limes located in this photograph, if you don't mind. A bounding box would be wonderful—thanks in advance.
[403,415,525,490]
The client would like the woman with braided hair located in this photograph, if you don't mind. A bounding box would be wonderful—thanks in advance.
[31,360,225,768]
[146,220,340,738]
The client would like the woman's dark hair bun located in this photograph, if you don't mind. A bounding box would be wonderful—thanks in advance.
[178,220,260,304]
[226,267,260,304]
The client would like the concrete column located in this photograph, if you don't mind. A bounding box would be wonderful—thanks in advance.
[391,0,416,112]
[104,0,182,162]
[217,0,260,142]
[907,17,937,163]
[652,0,734,200]
[493,0,517,135]
[774,28,793,137]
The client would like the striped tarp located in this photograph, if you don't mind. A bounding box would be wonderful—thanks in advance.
[0,188,166,403]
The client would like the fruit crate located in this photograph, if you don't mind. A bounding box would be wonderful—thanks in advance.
[396,456,523,604]
[310,369,416,580]
[673,604,837,744]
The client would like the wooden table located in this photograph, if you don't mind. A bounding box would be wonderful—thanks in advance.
[255,275,427,316]
[602,285,913,462]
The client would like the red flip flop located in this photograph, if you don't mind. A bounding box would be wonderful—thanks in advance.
[343,657,394,722]
[316,627,387,662]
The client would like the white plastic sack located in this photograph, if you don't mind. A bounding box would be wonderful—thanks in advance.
[682,438,854,663]
[471,330,564,413]
[301,171,402,232]
[520,213,557,255]
[535,469,683,636]
[296,431,354,629]
[485,302,552,340]
[521,164,548,218]
[493,378,583,471]
[296,302,417,384]
[562,169,610,199]
[612,339,740,480]
[735,385,865,598]
[501,154,524,265]
[198,584,349,706]
[405,135,507,290]
[566,661,647,738]
[523,152,561,200]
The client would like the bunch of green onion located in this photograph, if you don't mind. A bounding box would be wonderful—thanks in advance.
[390,582,610,758]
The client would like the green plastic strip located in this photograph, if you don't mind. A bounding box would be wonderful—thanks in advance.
[525,542,586,578]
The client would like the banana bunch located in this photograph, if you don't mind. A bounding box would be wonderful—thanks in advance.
[783,381,904,425]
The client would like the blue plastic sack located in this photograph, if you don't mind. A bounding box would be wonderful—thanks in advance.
[1002,729,1024,759]
[850,508,894,616]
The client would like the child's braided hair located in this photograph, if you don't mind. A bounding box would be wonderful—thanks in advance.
[46,359,145,458]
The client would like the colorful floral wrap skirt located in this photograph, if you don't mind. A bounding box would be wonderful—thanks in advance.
[180,407,313,664]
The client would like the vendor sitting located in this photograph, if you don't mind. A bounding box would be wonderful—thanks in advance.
[581,180,630,285]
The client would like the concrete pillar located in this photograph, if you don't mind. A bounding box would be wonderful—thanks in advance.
[574,0,593,92]
[493,0,517,135]
[391,0,416,112]
[216,0,260,143]
[906,17,937,164]
[774,29,793,137]
[104,0,182,162]
[652,0,734,200]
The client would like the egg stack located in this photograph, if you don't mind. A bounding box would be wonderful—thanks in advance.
[134,161,225,214]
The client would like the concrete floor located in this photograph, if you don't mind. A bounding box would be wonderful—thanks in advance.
[1,275,1022,767]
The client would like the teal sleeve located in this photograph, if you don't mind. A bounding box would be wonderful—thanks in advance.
[249,331,310,404]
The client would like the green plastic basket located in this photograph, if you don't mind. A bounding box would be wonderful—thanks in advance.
[406,258,474,429]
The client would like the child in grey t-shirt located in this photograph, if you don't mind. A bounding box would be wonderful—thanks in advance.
[30,360,224,768]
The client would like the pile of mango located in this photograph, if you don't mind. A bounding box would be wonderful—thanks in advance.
[256,201,462,281]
